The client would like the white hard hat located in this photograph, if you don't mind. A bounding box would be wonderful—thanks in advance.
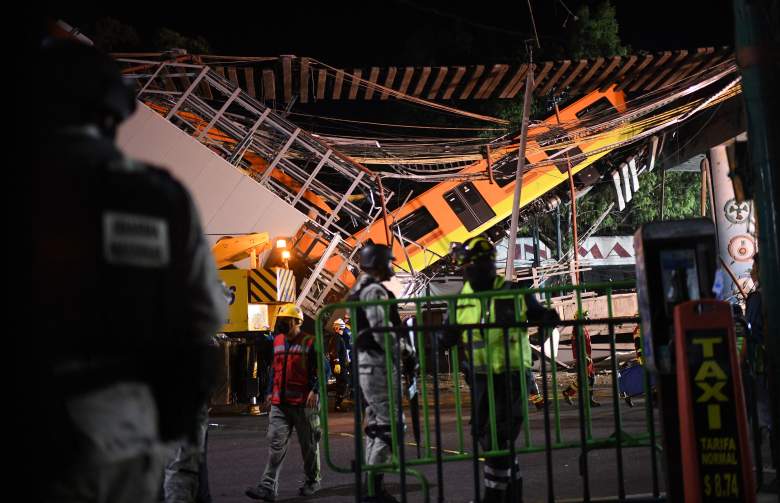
[333,318,346,329]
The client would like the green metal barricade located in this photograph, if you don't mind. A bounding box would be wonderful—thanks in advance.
[314,280,661,503]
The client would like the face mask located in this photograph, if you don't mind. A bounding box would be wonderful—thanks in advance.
[464,260,496,292]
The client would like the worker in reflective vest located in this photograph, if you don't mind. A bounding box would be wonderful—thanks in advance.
[246,304,321,501]
[451,236,559,503]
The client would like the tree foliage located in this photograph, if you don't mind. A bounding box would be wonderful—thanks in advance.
[576,170,704,236]
[566,0,628,60]
[93,17,141,52]
[154,28,212,54]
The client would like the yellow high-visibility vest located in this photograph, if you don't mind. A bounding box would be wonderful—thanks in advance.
[456,276,530,374]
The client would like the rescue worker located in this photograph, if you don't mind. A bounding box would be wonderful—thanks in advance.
[28,40,226,502]
[336,317,354,362]
[562,311,600,408]
[349,242,417,503]
[328,319,350,411]
[447,236,559,503]
[246,304,321,501]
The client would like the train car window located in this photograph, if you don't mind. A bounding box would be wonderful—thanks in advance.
[493,156,533,188]
[575,96,617,120]
[443,182,496,231]
[392,206,438,243]
[546,146,584,174]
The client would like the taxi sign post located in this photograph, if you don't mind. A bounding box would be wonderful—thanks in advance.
[674,300,755,502]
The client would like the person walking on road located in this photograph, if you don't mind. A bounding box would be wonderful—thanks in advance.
[349,243,417,503]
[246,304,321,501]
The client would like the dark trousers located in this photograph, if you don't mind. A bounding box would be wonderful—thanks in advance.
[471,371,524,497]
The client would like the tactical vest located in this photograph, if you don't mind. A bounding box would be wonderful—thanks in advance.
[271,334,314,406]
[456,276,530,374]
[349,277,402,354]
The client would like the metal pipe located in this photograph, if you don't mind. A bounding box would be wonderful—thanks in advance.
[396,326,407,503]
[505,63,535,281]
[540,316,555,503]
[502,326,517,503]
[467,328,481,503]
[554,102,580,285]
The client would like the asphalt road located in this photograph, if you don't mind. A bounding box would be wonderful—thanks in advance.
[206,391,668,503]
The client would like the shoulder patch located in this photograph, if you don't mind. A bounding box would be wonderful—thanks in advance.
[103,211,170,267]
[107,158,147,173]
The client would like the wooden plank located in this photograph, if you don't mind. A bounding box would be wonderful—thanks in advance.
[364,66,380,100]
[585,56,621,93]
[459,65,485,99]
[299,57,310,103]
[475,64,508,99]
[282,56,293,103]
[600,54,637,91]
[179,71,192,95]
[412,66,432,96]
[658,47,714,88]
[570,57,605,94]
[629,51,672,91]
[644,50,688,91]
[348,69,362,100]
[440,67,466,99]
[198,78,213,100]
[316,68,327,100]
[380,67,398,100]
[531,61,554,93]
[262,69,276,100]
[161,64,177,92]
[398,67,415,95]
[332,69,344,100]
[498,64,528,98]
[244,67,256,97]
[215,66,226,78]
[227,67,239,87]
[557,59,589,90]
[615,53,654,91]
[427,67,448,99]
[505,64,534,98]
[481,64,510,99]
[538,60,572,96]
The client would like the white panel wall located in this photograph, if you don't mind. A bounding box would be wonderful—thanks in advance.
[116,103,308,247]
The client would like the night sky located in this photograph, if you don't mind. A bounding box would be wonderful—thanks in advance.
[47,1,735,64]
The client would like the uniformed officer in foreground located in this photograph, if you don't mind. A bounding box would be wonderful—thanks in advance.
[29,39,225,502]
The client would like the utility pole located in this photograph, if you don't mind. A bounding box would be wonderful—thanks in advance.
[505,54,535,281]
[733,0,780,477]
[554,101,580,285]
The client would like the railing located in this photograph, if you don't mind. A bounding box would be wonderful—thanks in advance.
[119,58,393,315]
[315,281,663,503]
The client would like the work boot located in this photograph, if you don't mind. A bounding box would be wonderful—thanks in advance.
[482,487,506,503]
[299,480,320,497]
[361,474,400,503]
[590,396,601,407]
[245,484,275,501]
[623,394,634,407]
